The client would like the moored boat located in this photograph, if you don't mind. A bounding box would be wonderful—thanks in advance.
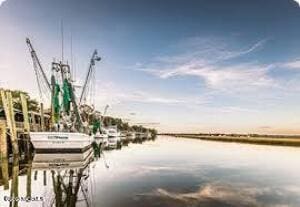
[26,38,101,153]
[30,132,93,153]
[93,132,109,148]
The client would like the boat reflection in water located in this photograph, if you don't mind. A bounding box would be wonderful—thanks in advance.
[32,149,94,207]
[0,136,153,207]
[0,148,95,207]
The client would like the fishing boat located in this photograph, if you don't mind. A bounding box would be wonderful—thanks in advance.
[30,132,93,153]
[103,126,121,149]
[94,131,109,147]
[106,125,121,137]
[26,38,101,153]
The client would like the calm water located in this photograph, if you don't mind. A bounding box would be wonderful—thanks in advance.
[1,136,300,207]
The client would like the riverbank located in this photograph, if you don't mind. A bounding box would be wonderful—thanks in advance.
[163,134,300,147]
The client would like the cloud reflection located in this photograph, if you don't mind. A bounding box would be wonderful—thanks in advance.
[138,182,299,207]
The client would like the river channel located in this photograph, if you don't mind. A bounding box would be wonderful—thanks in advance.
[1,136,300,207]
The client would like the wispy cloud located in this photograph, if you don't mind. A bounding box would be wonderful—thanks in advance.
[155,38,266,65]
[144,63,273,90]
[139,38,272,91]
[282,59,300,69]
[0,0,7,6]
[293,0,300,7]
[93,81,204,106]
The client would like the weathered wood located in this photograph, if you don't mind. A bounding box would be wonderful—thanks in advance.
[10,157,19,207]
[0,156,9,190]
[31,113,37,132]
[0,121,9,190]
[0,90,19,156]
[7,91,19,156]
[20,93,30,133]
[0,121,7,159]
[40,103,45,131]
[20,93,32,156]
[26,160,32,197]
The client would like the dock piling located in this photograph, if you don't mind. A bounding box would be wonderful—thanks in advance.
[0,90,19,156]
[0,121,7,159]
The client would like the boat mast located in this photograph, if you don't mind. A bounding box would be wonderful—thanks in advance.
[26,38,51,95]
[79,50,101,106]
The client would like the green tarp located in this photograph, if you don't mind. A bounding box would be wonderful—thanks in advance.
[53,83,60,123]
[63,79,71,115]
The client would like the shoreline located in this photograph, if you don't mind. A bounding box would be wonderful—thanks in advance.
[163,134,300,147]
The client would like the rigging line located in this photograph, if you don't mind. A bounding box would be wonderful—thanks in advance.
[92,67,96,106]
[33,61,44,102]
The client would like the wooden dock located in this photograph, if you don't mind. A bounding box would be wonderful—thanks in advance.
[0,89,50,159]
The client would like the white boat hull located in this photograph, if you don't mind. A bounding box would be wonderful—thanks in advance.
[108,133,121,137]
[30,132,92,153]
[93,134,109,147]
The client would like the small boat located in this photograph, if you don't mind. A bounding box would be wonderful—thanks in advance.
[105,126,121,137]
[103,127,121,149]
[93,131,109,148]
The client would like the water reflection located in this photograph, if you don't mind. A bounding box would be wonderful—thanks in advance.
[0,148,94,207]
[0,136,300,207]
[32,150,94,207]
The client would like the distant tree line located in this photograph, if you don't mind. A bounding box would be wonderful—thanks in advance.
[102,116,157,136]
[0,89,40,112]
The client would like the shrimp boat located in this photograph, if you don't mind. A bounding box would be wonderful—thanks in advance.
[26,38,101,153]
[29,132,93,153]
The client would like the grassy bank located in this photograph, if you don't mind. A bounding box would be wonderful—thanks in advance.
[164,134,300,147]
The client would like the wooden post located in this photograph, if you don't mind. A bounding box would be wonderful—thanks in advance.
[7,91,19,156]
[26,160,32,197]
[0,90,19,156]
[0,121,7,159]
[20,93,30,133]
[20,93,32,157]
[10,157,19,207]
[0,121,9,189]
[31,113,37,132]
[1,156,9,190]
[40,103,45,131]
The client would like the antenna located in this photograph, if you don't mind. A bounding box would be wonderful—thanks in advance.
[70,32,73,80]
[61,20,64,63]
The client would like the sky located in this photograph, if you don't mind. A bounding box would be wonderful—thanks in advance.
[2,0,300,134]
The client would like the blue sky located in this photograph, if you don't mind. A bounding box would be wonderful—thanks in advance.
[2,0,300,133]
